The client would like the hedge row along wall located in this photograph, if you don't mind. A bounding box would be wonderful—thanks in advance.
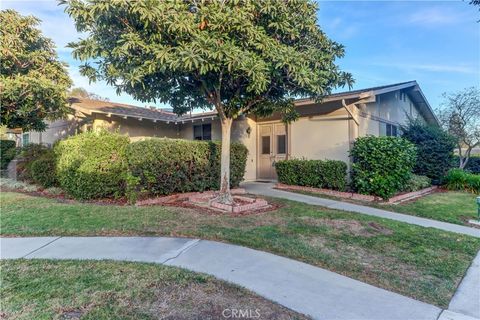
[127,138,248,196]
[275,159,347,191]
[54,131,248,200]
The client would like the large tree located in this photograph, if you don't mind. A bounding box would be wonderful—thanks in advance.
[0,10,72,132]
[437,87,480,169]
[62,0,353,203]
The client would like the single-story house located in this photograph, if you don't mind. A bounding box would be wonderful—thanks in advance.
[23,80,439,181]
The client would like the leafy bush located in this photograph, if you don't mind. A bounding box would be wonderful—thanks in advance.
[126,138,248,196]
[275,159,347,191]
[443,169,480,194]
[401,119,456,184]
[0,140,16,169]
[55,130,130,200]
[16,143,50,181]
[401,174,431,193]
[351,136,417,199]
[30,150,58,188]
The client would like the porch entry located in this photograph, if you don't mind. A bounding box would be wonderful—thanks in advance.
[257,122,287,180]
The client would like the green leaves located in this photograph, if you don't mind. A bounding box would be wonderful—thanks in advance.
[62,0,353,117]
[351,136,417,200]
[0,10,72,131]
[275,159,348,191]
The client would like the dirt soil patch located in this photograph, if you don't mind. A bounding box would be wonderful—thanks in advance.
[300,217,393,237]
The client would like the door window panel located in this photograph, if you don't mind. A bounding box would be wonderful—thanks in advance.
[277,135,286,154]
[261,136,270,154]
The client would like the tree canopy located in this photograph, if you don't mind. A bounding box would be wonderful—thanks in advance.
[63,0,353,202]
[0,10,72,132]
[63,0,352,118]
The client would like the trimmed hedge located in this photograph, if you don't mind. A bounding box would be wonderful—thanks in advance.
[401,120,456,184]
[55,130,130,200]
[0,140,16,169]
[30,150,58,188]
[126,138,248,196]
[275,159,347,191]
[351,136,417,199]
[443,169,480,194]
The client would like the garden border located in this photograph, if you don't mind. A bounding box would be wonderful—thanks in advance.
[275,183,438,204]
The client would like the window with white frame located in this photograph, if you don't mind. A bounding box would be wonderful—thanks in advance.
[380,122,398,137]
[22,133,30,146]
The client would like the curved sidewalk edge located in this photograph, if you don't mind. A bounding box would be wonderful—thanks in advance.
[242,182,480,238]
[1,236,442,320]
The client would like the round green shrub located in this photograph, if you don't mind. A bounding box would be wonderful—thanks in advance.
[30,150,58,188]
[55,130,130,200]
[16,143,50,182]
[351,136,417,199]
[0,139,16,169]
[126,138,248,196]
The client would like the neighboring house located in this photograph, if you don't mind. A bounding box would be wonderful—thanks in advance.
[24,80,439,181]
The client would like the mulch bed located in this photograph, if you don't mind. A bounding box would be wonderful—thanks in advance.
[2,186,277,216]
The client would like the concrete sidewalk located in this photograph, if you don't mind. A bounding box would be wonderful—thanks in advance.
[1,236,445,320]
[242,182,480,238]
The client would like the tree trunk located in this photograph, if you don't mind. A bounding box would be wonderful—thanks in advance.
[460,147,473,169]
[218,117,233,204]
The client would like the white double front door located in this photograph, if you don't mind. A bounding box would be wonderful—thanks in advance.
[257,122,287,180]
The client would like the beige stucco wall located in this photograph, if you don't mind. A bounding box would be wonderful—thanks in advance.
[358,91,426,137]
[25,115,80,146]
[288,114,351,164]
[92,114,179,141]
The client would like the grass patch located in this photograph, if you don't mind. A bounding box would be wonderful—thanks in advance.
[290,189,479,226]
[0,259,306,319]
[2,192,480,307]
[383,191,478,225]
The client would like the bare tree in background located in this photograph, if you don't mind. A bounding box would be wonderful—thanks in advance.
[437,87,480,169]
[69,87,109,101]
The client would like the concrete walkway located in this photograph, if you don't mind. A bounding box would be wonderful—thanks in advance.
[242,182,480,238]
[1,236,444,320]
[448,250,480,319]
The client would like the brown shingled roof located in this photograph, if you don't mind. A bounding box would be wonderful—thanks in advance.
[69,98,179,122]
[68,80,438,126]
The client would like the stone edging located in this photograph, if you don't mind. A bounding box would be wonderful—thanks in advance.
[275,183,438,204]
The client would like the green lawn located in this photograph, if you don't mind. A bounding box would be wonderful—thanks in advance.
[2,191,480,307]
[290,189,478,226]
[1,259,306,319]
[383,191,479,225]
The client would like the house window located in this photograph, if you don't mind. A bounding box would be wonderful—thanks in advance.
[380,122,398,137]
[22,133,30,146]
[193,123,211,140]
[277,135,286,154]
